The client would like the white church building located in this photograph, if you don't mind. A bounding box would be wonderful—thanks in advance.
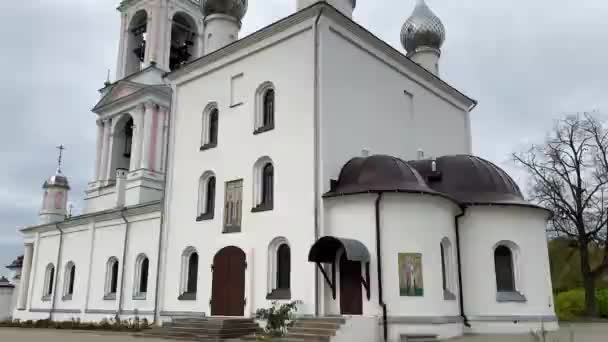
[10,0,557,340]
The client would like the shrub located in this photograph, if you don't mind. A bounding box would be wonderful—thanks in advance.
[555,288,608,320]
[255,300,302,337]
[597,288,608,318]
[555,288,585,321]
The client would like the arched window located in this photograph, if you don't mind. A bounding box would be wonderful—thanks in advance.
[495,245,515,292]
[277,244,291,290]
[262,163,274,207]
[134,254,149,299]
[179,247,198,300]
[267,237,291,299]
[440,238,455,300]
[63,262,76,300]
[253,157,274,212]
[254,82,276,134]
[494,242,526,302]
[43,263,55,300]
[263,89,275,128]
[108,114,134,178]
[201,104,219,150]
[197,172,216,221]
[105,257,119,300]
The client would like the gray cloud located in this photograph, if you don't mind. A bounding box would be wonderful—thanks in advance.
[1,0,607,276]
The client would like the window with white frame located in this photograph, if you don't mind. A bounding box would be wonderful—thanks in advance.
[267,237,291,300]
[252,157,274,212]
[200,103,219,150]
[494,241,526,302]
[133,254,149,299]
[197,171,216,221]
[224,179,243,233]
[62,261,75,300]
[254,82,275,134]
[104,257,119,300]
[42,263,55,300]
[179,247,198,300]
[440,238,456,300]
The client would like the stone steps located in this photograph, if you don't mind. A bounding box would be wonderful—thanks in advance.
[402,335,439,342]
[138,317,257,341]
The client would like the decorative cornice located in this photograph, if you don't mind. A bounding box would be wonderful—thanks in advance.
[20,201,162,233]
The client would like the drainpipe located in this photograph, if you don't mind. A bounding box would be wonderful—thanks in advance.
[50,224,64,321]
[375,193,388,342]
[312,6,324,317]
[454,210,470,327]
[118,208,130,318]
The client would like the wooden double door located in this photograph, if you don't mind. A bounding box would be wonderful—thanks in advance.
[211,246,246,316]
[339,254,363,315]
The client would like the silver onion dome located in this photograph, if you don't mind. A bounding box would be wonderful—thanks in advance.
[43,173,70,190]
[400,0,446,54]
[201,0,248,21]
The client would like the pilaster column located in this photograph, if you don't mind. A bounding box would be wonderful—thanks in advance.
[130,104,145,171]
[140,101,156,170]
[155,106,168,171]
[99,120,111,181]
[16,243,34,310]
[116,13,128,80]
[105,119,115,181]
[94,121,103,180]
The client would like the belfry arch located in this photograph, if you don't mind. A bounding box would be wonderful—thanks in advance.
[126,10,148,76]
[108,114,134,179]
[170,12,198,71]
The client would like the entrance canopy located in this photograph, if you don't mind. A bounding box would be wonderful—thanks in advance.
[308,236,371,264]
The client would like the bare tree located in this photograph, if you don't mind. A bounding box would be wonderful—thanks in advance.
[513,112,608,317]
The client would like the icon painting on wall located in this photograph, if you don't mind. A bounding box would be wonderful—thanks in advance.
[398,253,423,296]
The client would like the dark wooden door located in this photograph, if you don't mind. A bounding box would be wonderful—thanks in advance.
[211,246,246,316]
[340,254,363,315]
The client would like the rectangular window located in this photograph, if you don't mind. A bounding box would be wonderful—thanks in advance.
[230,73,244,107]
[224,179,243,233]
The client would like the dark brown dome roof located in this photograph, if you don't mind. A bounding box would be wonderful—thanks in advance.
[324,155,441,197]
[409,155,528,206]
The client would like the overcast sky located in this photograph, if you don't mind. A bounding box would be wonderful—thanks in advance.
[1,0,608,277]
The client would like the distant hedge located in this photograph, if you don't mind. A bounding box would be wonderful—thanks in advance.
[555,288,608,320]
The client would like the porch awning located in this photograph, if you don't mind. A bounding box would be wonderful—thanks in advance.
[308,236,371,264]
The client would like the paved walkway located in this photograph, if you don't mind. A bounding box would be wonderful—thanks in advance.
[2,323,608,341]
[449,323,608,342]
[0,328,167,342]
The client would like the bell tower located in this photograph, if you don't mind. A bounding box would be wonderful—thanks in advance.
[115,0,205,79]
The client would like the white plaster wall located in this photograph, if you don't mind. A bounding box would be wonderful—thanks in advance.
[29,233,60,311]
[88,221,127,312]
[0,287,15,320]
[55,227,92,312]
[381,194,460,318]
[324,194,460,318]
[163,23,317,316]
[388,322,463,341]
[459,206,556,333]
[318,19,471,190]
[121,216,161,313]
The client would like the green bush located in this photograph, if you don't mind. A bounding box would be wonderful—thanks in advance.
[597,288,608,318]
[555,288,586,321]
[555,288,608,320]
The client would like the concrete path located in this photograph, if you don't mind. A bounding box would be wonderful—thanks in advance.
[0,328,168,342]
[449,323,608,342]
